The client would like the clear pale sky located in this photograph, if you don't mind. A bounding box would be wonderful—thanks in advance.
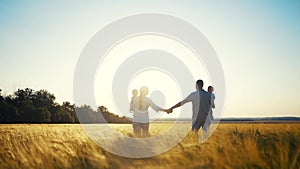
[1,1,299,118]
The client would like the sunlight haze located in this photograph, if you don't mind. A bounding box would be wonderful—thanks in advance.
[1,1,299,118]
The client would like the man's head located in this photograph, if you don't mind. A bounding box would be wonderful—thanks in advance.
[208,86,214,93]
[196,79,204,90]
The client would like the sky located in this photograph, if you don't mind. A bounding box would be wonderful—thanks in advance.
[0,0,300,118]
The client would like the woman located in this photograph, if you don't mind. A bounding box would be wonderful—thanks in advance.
[131,86,166,136]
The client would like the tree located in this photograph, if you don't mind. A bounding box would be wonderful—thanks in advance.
[0,97,18,123]
[33,89,55,108]
[0,88,130,124]
[75,105,99,123]
[97,106,131,123]
[0,89,3,101]
[33,107,51,123]
[57,102,76,123]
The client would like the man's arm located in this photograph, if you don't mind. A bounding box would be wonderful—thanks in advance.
[165,101,184,113]
[171,101,183,110]
[167,93,193,113]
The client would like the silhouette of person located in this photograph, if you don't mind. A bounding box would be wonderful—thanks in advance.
[204,86,215,132]
[131,86,167,136]
[167,80,213,133]
[129,89,138,113]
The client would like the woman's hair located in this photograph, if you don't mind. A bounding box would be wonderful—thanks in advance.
[139,86,149,110]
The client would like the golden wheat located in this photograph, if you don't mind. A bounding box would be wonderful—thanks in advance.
[0,123,299,169]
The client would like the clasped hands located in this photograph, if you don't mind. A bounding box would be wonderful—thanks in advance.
[163,108,173,114]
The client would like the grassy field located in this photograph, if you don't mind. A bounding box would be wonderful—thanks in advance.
[0,123,299,169]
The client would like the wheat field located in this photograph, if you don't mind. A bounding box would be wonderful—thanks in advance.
[0,123,299,169]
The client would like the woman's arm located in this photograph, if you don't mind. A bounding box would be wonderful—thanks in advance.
[150,99,164,112]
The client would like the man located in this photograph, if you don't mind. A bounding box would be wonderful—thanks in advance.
[166,80,212,132]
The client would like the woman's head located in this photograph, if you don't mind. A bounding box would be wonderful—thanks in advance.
[140,86,149,96]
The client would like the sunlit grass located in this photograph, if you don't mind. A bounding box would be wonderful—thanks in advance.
[0,123,299,169]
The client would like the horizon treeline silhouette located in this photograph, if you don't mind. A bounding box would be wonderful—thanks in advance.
[0,88,130,124]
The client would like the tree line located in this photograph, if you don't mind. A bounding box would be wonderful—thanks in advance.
[0,88,131,124]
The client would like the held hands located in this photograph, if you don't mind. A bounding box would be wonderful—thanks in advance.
[164,108,173,114]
